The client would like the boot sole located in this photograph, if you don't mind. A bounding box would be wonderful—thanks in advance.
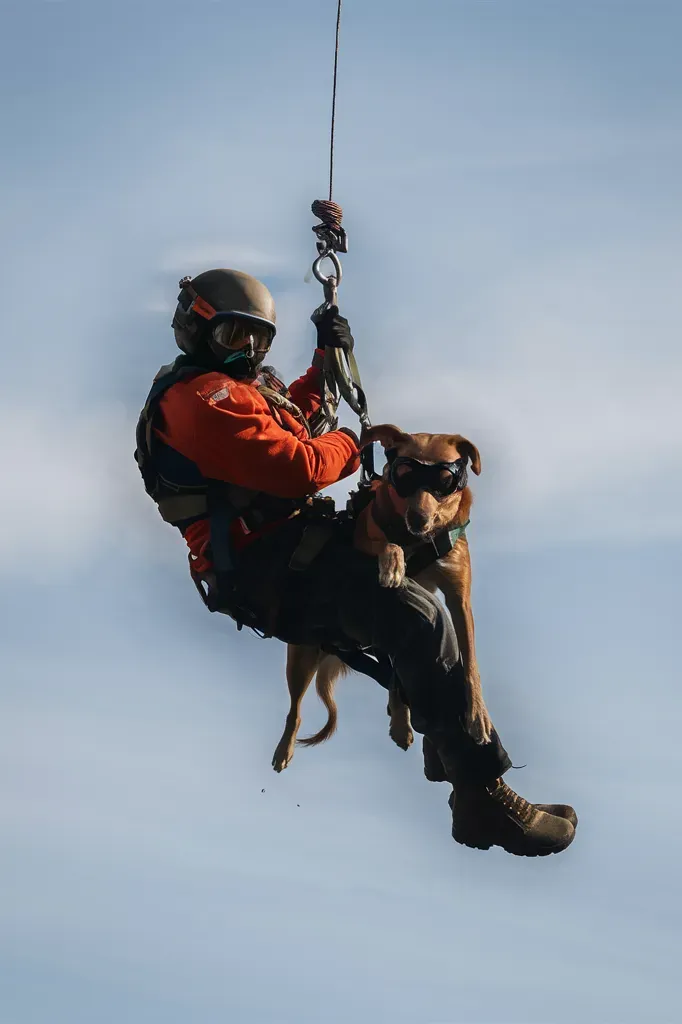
[453,825,576,857]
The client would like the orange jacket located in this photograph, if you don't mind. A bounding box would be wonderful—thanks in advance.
[154,351,360,569]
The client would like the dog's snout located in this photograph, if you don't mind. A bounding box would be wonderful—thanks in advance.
[406,508,431,535]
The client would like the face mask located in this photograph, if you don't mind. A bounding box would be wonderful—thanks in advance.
[386,449,468,498]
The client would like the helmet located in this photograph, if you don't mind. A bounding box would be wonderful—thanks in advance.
[171,269,277,358]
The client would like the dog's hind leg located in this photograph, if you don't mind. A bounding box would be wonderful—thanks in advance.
[297,654,345,747]
[387,686,414,751]
[272,644,321,772]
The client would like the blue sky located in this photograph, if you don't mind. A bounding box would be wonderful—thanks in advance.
[1,1,681,1021]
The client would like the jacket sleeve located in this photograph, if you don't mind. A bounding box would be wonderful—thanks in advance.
[158,373,360,499]
[287,349,325,420]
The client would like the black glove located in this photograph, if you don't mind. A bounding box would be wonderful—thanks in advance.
[312,305,354,353]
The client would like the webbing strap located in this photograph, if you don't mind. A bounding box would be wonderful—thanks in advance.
[322,645,393,690]
[257,385,312,438]
[323,344,370,429]
[157,493,208,524]
[207,484,239,577]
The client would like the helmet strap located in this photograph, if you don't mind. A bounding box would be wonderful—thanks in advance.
[177,277,218,321]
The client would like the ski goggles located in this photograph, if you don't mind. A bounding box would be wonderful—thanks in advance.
[386,449,468,498]
[212,319,274,359]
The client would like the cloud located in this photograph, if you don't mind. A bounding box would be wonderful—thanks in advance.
[363,240,682,548]
[159,242,294,278]
[0,401,178,580]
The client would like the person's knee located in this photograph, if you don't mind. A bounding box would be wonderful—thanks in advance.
[394,580,446,630]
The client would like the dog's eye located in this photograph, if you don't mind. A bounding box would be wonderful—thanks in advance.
[394,464,412,479]
[438,470,454,492]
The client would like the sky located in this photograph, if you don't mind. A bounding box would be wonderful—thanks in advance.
[1,1,681,1021]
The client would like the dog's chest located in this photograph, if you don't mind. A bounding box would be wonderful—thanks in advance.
[372,489,417,548]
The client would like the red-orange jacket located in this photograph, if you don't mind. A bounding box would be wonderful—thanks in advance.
[154,351,360,570]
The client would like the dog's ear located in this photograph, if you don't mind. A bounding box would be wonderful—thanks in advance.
[450,435,482,475]
[360,423,412,451]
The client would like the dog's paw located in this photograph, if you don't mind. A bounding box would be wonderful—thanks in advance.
[378,545,405,588]
[389,719,414,751]
[272,738,296,772]
[465,701,493,746]
[388,698,414,751]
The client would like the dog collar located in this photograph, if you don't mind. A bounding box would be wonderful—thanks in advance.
[406,520,470,577]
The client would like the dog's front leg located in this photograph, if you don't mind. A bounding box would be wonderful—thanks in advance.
[378,543,405,588]
[272,644,320,772]
[430,544,493,745]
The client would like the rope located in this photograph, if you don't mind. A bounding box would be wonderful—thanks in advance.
[329,0,343,202]
[311,198,343,234]
[310,1,375,462]
[311,2,344,236]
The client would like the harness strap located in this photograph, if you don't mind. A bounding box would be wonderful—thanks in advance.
[322,644,394,690]
[257,385,313,438]
[288,519,335,571]
[156,493,208,524]
[206,483,240,577]
[320,343,371,434]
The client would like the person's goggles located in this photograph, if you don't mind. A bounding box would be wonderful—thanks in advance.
[212,318,274,358]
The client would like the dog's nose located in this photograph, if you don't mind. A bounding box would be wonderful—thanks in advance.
[406,508,431,535]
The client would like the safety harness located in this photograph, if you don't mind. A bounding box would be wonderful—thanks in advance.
[134,356,326,631]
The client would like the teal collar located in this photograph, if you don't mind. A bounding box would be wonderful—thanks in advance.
[448,520,470,545]
[406,519,470,577]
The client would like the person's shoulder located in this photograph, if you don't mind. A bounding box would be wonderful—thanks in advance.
[188,372,265,412]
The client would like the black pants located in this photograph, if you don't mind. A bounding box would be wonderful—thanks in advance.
[233,518,511,785]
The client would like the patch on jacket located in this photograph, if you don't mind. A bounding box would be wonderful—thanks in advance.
[199,381,232,405]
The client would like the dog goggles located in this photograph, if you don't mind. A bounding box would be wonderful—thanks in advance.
[385,449,468,498]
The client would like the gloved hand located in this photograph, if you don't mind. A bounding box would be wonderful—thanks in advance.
[312,305,354,353]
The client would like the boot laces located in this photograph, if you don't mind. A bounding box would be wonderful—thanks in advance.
[489,780,535,826]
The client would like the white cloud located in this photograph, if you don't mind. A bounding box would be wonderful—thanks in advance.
[362,240,682,548]
[0,402,178,579]
[159,242,294,278]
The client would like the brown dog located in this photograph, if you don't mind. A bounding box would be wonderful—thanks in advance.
[271,425,493,772]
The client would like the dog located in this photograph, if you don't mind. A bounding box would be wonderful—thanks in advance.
[271,424,493,773]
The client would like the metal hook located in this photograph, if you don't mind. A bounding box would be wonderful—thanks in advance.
[312,250,343,306]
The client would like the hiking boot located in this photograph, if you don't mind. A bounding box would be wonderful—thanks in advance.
[535,803,578,828]
[427,737,578,830]
[450,779,576,857]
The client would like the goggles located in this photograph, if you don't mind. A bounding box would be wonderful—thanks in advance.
[386,448,468,498]
[208,321,271,377]
[212,319,273,356]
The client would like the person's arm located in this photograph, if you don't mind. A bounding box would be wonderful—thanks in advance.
[288,348,325,419]
[288,307,355,420]
[159,372,360,498]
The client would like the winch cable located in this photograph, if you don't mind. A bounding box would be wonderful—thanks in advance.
[329,0,342,204]
[310,0,376,483]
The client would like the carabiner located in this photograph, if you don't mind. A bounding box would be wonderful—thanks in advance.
[313,250,342,306]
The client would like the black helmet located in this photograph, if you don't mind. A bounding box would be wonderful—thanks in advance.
[172,269,277,358]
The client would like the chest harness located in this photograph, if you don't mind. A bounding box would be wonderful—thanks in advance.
[134,356,334,629]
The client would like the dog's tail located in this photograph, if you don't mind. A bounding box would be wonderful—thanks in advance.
[297,655,348,747]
